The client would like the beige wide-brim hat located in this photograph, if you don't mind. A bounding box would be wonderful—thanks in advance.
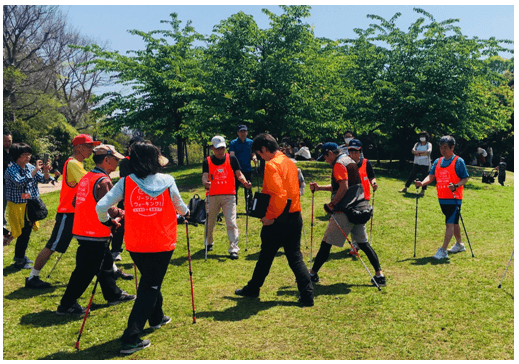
[93,144,124,159]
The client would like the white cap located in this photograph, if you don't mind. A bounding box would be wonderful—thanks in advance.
[211,136,226,149]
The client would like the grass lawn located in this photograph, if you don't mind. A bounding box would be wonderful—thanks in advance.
[3,160,514,360]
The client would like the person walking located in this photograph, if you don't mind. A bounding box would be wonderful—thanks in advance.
[56,144,135,313]
[399,131,432,196]
[235,133,314,306]
[307,143,385,287]
[493,157,507,186]
[25,134,99,289]
[229,125,257,214]
[347,139,378,254]
[203,135,251,260]
[5,143,55,270]
[415,136,469,259]
[96,141,189,355]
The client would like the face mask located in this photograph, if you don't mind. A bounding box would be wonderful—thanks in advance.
[420,137,426,142]
[344,138,352,145]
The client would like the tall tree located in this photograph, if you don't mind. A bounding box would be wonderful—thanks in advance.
[82,13,206,165]
[340,8,514,168]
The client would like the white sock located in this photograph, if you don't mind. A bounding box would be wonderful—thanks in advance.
[113,263,118,272]
[29,268,40,280]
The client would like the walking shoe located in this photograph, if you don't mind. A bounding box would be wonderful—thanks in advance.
[115,269,134,280]
[230,252,238,260]
[25,276,51,289]
[448,242,466,254]
[206,244,214,252]
[399,187,407,193]
[433,248,449,260]
[13,257,33,270]
[371,275,386,287]
[349,244,359,256]
[298,297,314,307]
[112,252,122,261]
[235,286,259,298]
[107,291,136,306]
[56,302,87,316]
[150,315,171,329]
[120,339,151,355]
[309,272,320,283]
[24,256,34,264]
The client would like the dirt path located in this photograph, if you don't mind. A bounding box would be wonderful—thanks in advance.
[38,171,120,195]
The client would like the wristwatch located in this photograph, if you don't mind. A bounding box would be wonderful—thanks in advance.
[453,184,459,190]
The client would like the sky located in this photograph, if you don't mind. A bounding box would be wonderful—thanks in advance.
[61,4,514,57]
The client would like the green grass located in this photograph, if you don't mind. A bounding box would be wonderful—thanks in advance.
[3,161,514,359]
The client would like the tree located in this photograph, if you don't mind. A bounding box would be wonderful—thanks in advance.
[81,13,207,165]
[340,8,514,168]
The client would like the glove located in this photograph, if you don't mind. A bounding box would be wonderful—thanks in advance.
[177,214,185,224]
[323,203,333,215]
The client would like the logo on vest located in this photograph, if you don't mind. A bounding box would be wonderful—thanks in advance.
[75,179,89,204]
[129,188,165,217]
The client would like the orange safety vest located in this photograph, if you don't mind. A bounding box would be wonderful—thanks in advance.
[57,158,79,213]
[72,172,112,238]
[207,154,236,196]
[124,176,177,253]
[435,156,464,200]
[358,158,371,201]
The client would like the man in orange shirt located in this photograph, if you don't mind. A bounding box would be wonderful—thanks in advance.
[235,134,314,306]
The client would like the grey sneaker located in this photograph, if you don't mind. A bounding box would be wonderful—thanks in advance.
[56,302,87,316]
[150,316,171,329]
[120,339,151,354]
[433,248,449,260]
[448,242,466,254]
[112,252,122,261]
[107,291,136,306]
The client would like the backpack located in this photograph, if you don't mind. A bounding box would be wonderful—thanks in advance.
[187,194,207,226]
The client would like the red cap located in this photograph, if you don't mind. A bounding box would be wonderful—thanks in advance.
[72,134,101,146]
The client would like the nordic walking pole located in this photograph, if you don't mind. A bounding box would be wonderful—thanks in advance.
[310,188,315,263]
[204,190,209,262]
[498,250,514,288]
[324,204,381,291]
[369,190,375,245]
[185,221,197,324]
[414,180,419,258]
[245,181,250,252]
[451,190,475,257]
[76,224,117,350]
[47,253,64,278]
[302,222,308,249]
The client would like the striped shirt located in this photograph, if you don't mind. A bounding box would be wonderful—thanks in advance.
[4,162,53,204]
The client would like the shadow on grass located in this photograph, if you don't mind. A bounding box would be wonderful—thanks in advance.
[277,282,354,298]
[196,296,299,322]
[5,284,66,300]
[39,335,128,360]
[19,303,108,328]
[397,257,451,265]
[169,248,233,266]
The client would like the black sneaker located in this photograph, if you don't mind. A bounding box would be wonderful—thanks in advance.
[206,244,213,252]
[115,269,134,280]
[25,276,51,289]
[120,339,151,355]
[56,302,87,316]
[298,297,314,307]
[309,272,319,283]
[107,291,136,306]
[235,286,259,298]
[371,275,386,287]
[229,252,238,260]
[150,315,171,329]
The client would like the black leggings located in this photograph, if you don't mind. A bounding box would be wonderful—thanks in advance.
[312,241,382,274]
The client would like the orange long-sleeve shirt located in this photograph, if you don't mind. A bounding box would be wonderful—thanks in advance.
[262,151,301,220]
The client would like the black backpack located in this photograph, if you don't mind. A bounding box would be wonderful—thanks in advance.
[187,194,207,226]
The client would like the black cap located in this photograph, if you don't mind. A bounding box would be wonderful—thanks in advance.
[237,125,248,132]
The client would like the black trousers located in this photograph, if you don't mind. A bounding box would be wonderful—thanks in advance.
[405,164,430,189]
[121,250,173,344]
[14,212,33,259]
[312,240,382,274]
[60,240,121,308]
[235,171,253,211]
[247,212,313,302]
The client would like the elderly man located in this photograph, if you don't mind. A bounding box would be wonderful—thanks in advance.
[203,136,251,260]
[25,134,99,289]
[415,136,469,260]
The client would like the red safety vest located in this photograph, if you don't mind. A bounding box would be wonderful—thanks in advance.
[57,158,79,213]
[435,156,464,200]
[72,172,112,238]
[358,158,371,201]
[207,154,236,196]
[124,176,177,253]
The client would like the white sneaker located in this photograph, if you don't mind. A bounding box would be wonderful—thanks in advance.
[448,242,466,254]
[112,252,122,261]
[433,248,449,260]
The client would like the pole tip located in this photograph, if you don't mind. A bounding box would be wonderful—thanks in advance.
[498,285,501,288]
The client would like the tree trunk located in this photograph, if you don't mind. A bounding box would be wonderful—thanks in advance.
[176,134,184,166]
